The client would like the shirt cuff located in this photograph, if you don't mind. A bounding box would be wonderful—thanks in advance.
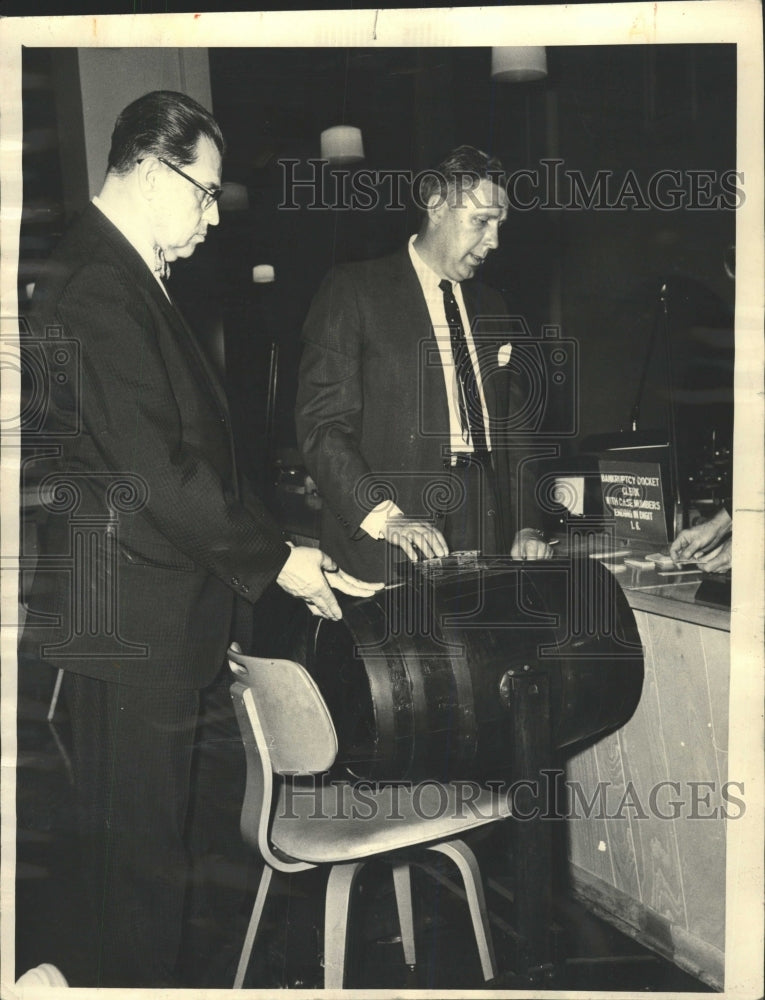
[359,499,405,539]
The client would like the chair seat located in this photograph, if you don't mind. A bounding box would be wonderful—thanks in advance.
[229,648,508,988]
[271,780,512,864]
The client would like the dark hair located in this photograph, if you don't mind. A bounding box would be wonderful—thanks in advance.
[107,90,225,175]
[415,145,505,211]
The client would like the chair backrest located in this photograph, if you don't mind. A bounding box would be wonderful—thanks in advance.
[228,645,339,870]
[228,645,338,775]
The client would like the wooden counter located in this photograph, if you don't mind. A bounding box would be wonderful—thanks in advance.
[269,494,733,986]
[567,564,730,990]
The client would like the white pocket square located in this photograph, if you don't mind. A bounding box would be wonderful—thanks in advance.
[497,343,513,367]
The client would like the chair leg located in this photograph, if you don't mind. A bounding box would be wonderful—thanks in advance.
[428,840,497,981]
[323,861,365,989]
[47,668,64,722]
[392,863,416,967]
[233,865,274,989]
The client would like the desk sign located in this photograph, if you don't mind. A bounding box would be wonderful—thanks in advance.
[598,460,669,546]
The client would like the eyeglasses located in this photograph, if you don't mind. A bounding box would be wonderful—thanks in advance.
[156,156,222,211]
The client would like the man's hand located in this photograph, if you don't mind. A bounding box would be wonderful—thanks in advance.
[511,527,555,560]
[670,506,732,566]
[276,546,383,619]
[382,515,450,562]
[694,538,732,574]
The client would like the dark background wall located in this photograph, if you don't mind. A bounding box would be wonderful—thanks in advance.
[205,43,735,493]
[19,42,736,497]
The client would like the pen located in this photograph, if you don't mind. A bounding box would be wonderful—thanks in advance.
[657,568,703,577]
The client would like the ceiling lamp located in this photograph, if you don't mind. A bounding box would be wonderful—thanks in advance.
[219,181,249,212]
[491,47,547,83]
[252,265,275,284]
[320,125,365,164]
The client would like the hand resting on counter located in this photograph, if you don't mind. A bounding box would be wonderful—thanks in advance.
[670,506,732,574]
[511,527,555,560]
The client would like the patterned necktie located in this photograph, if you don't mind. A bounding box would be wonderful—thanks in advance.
[153,246,170,282]
[439,279,487,451]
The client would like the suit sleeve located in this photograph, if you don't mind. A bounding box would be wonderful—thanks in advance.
[296,267,390,535]
[507,354,546,534]
[56,262,289,604]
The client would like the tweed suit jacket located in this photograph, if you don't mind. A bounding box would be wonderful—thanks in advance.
[296,247,542,582]
[22,204,289,689]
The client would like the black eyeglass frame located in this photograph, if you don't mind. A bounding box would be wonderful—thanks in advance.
[151,156,223,210]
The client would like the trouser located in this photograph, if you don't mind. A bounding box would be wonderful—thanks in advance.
[179,663,252,987]
[64,672,199,987]
[440,453,503,555]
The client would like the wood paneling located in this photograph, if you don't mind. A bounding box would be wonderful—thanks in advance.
[570,865,725,990]
[567,603,730,988]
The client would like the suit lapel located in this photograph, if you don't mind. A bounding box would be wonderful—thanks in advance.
[88,206,232,424]
[392,250,451,443]
[87,204,237,476]
[155,283,240,490]
[157,287,231,423]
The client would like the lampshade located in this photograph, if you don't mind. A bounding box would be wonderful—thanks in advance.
[491,47,547,83]
[219,181,249,212]
[252,265,275,284]
[320,125,365,164]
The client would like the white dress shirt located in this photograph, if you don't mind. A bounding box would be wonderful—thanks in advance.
[360,235,492,539]
[407,234,492,454]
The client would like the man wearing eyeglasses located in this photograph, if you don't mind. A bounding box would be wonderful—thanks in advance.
[127,151,225,269]
[21,90,379,987]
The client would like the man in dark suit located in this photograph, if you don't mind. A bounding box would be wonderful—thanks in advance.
[296,146,554,582]
[20,90,379,987]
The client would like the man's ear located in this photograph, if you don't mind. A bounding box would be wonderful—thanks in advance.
[136,156,162,202]
[426,191,448,229]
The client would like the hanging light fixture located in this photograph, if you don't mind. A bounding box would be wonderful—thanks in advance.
[491,47,547,83]
[252,264,275,284]
[320,125,365,164]
[219,181,249,212]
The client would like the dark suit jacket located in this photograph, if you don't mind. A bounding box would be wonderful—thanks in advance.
[296,247,543,581]
[22,204,289,689]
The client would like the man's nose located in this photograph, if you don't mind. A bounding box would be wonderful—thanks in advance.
[483,223,500,250]
[204,201,220,226]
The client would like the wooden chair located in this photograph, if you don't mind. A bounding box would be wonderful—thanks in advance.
[47,667,64,722]
[228,643,513,990]
[15,964,68,987]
